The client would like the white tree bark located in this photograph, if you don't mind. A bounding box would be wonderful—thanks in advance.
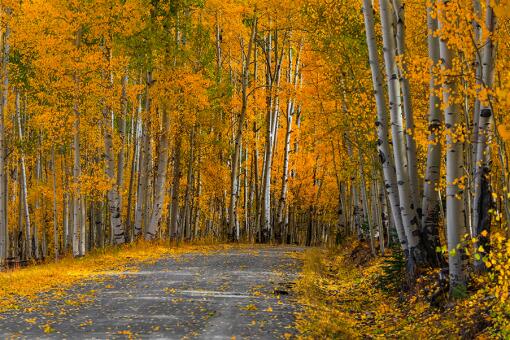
[146,108,170,240]
[169,135,182,240]
[103,105,125,245]
[72,29,82,257]
[52,147,59,260]
[134,74,152,237]
[392,0,421,219]
[276,42,301,241]
[229,17,257,241]
[362,0,408,252]
[473,0,495,271]
[379,0,424,267]
[261,29,284,241]
[438,1,466,289]
[421,0,443,267]
[15,91,32,259]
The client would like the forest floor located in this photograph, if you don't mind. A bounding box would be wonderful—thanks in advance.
[294,240,503,339]
[0,243,303,339]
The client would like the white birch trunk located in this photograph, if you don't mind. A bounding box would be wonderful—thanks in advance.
[421,1,444,266]
[229,18,256,241]
[169,135,182,240]
[146,108,170,240]
[16,91,32,259]
[134,74,152,236]
[392,0,421,218]
[52,148,59,260]
[379,0,424,266]
[438,2,466,289]
[72,29,82,257]
[362,0,408,252]
[473,0,495,271]
[103,105,125,244]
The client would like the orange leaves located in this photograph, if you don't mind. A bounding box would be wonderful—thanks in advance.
[497,124,510,142]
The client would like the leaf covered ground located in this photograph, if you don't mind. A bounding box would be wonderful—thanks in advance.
[294,240,509,339]
[0,241,237,313]
[0,245,301,338]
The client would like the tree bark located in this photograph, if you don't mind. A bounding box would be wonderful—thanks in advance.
[421,0,444,267]
[362,0,408,252]
[379,0,425,268]
[229,16,257,241]
[146,108,170,240]
[170,135,182,240]
[438,1,467,290]
[473,0,495,271]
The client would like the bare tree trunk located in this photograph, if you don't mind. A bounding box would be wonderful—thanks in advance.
[117,73,128,190]
[392,0,421,218]
[261,28,285,242]
[359,149,375,255]
[146,108,170,240]
[80,196,86,255]
[126,97,141,242]
[379,0,425,268]
[229,17,257,241]
[421,0,444,267]
[170,135,182,240]
[276,42,302,243]
[72,29,82,257]
[438,1,467,291]
[15,90,32,260]
[183,128,195,240]
[52,148,59,260]
[134,74,152,237]
[362,0,408,252]
[103,104,125,244]
[473,0,495,271]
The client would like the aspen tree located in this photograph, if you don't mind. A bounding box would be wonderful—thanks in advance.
[438,0,467,291]
[473,0,495,271]
[379,0,425,268]
[362,0,408,252]
[421,0,444,267]
[146,107,170,240]
[229,15,257,241]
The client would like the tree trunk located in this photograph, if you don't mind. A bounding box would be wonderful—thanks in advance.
[52,148,59,260]
[473,0,495,271]
[103,104,125,244]
[134,75,152,237]
[438,1,467,291]
[170,135,182,240]
[421,0,444,267]
[362,0,408,252]
[72,29,82,257]
[379,0,425,268]
[392,0,421,219]
[146,108,170,240]
[229,17,257,241]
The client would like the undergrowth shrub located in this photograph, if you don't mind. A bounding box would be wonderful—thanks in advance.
[376,246,407,293]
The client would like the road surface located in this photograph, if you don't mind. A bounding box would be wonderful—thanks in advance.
[0,246,303,339]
